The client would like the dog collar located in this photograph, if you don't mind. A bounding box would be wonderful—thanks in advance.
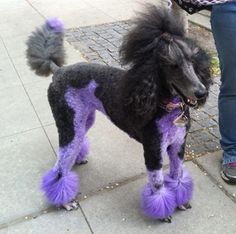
[159,98,184,112]
[159,101,184,112]
[159,100,188,127]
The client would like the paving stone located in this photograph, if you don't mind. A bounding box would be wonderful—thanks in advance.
[0,40,9,61]
[64,42,87,64]
[80,162,236,234]
[198,118,217,129]
[3,209,91,234]
[189,120,202,132]
[0,128,55,224]
[206,94,217,108]
[0,85,40,138]
[1,34,28,59]
[188,12,211,30]
[186,142,209,157]
[209,126,221,139]
[205,140,221,152]
[0,56,21,91]
[0,6,43,39]
[196,151,236,198]
[186,135,197,147]
[28,1,114,28]
[203,106,218,117]
[190,130,214,144]
[11,56,42,85]
[44,112,169,196]
[24,80,54,126]
[210,82,220,95]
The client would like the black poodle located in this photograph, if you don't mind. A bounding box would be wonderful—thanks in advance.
[26,5,212,222]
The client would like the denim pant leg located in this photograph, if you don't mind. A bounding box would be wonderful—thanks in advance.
[211,3,236,164]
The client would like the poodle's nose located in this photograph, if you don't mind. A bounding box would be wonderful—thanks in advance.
[194,86,207,99]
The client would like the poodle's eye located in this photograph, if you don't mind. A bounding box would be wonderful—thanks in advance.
[170,64,178,69]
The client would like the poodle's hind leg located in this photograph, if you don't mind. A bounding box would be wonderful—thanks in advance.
[75,111,95,165]
[165,143,193,210]
[41,86,88,210]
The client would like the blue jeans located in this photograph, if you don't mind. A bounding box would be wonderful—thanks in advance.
[211,2,236,164]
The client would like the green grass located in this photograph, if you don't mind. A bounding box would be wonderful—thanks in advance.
[210,54,220,77]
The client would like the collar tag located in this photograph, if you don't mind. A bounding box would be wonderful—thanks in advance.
[173,112,188,127]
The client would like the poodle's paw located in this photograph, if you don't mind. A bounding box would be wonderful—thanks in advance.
[63,200,79,211]
[165,169,193,207]
[141,183,176,220]
[160,216,172,223]
[76,159,88,165]
[177,202,192,211]
[41,170,79,206]
[75,138,89,164]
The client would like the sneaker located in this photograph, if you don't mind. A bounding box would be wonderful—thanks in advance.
[221,162,236,184]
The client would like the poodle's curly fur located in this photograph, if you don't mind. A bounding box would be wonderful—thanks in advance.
[26,5,212,220]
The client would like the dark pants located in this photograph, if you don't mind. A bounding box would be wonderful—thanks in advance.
[211,2,236,164]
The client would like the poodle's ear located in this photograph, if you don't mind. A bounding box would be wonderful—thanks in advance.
[124,73,158,117]
[192,47,212,89]
[119,29,159,67]
[192,46,213,105]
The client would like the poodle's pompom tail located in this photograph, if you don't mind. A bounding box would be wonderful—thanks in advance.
[26,18,65,77]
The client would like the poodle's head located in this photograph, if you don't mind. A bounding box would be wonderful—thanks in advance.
[120,4,212,111]
[156,34,212,107]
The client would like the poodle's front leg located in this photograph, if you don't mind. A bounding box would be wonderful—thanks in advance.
[166,142,193,210]
[141,122,176,222]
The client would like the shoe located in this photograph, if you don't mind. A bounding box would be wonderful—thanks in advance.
[221,162,236,184]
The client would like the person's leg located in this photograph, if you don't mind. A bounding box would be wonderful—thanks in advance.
[211,3,236,183]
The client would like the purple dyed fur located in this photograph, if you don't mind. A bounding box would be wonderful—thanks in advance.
[157,99,186,157]
[46,18,64,33]
[86,111,96,130]
[76,111,95,163]
[165,169,193,206]
[141,100,187,219]
[41,81,106,205]
[154,98,193,206]
[41,169,79,206]
[76,137,90,163]
[141,183,176,219]
[141,169,176,219]
[148,170,164,191]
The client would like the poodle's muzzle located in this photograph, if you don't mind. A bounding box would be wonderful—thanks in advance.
[170,61,208,107]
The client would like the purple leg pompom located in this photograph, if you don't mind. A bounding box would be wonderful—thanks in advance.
[41,169,79,206]
[165,169,193,206]
[141,184,176,219]
[76,137,89,164]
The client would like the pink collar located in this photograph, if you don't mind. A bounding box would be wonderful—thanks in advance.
[159,100,184,112]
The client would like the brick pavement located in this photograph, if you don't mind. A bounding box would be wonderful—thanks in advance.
[66,20,221,159]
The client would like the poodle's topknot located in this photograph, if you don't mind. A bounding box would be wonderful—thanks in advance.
[119,4,185,67]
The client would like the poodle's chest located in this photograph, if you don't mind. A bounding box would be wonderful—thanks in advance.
[156,110,187,146]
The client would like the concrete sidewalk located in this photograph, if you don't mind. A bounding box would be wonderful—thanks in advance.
[0,0,235,233]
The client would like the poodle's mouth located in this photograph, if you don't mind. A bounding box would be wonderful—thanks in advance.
[172,85,198,108]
